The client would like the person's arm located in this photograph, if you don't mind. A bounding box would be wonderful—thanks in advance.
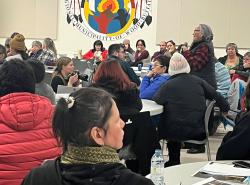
[121,62,141,85]
[135,50,149,62]
[235,70,250,79]
[182,44,210,71]
[152,82,168,105]
[82,50,94,60]
[201,79,230,112]
[140,75,168,100]
[101,50,108,61]
[216,114,250,160]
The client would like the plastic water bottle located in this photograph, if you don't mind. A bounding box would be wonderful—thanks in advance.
[151,149,165,185]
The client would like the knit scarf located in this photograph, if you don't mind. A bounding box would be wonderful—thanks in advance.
[61,145,120,164]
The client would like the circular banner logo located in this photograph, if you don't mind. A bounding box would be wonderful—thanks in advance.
[65,0,152,41]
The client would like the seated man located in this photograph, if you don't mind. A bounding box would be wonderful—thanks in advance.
[108,44,140,86]
[151,41,171,61]
[28,41,43,59]
[216,81,250,160]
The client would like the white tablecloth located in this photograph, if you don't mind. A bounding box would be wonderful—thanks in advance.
[147,161,243,185]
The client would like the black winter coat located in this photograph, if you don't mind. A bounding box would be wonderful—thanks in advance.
[216,112,250,160]
[21,158,154,185]
[153,73,229,141]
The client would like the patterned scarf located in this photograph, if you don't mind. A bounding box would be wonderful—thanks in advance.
[61,145,120,164]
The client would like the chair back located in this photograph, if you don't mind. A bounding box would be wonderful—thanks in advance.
[72,59,88,73]
[185,100,216,161]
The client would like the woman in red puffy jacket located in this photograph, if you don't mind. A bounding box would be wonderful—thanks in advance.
[0,59,61,185]
[82,40,108,62]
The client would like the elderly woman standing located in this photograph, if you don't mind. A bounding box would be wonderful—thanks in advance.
[181,24,217,89]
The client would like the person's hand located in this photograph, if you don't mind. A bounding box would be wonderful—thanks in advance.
[147,70,155,78]
[98,55,103,61]
[243,63,250,69]
[68,73,78,86]
[229,70,235,74]
[181,45,188,52]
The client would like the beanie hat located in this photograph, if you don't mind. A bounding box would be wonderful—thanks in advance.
[10,34,26,51]
[168,53,190,76]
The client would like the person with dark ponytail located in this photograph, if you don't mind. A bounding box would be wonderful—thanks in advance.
[22,87,154,185]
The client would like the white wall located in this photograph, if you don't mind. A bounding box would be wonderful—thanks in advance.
[0,1,248,58]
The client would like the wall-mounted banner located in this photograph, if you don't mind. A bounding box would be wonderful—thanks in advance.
[65,0,152,41]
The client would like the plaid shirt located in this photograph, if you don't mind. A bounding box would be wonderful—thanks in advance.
[183,44,209,71]
[37,49,57,66]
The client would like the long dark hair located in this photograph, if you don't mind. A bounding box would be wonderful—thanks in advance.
[91,40,105,52]
[53,88,113,151]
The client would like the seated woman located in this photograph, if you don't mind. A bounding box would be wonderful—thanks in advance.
[166,40,177,56]
[51,57,79,93]
[5,33,28,61]
[21,88,154,185]
[82,40,108,62]
[92,59,142,116]
[216,81,250,160]
[133,39,150,67]
[218,43,243,73]
[229,51,250,82]
[0,59,60,185]
[140,55,171,100]
[153,53,229,167]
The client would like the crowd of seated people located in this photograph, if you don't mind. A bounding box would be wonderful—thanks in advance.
[2,28,250,185]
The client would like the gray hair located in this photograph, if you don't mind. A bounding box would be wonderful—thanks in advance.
[32,40,42,48]
[200,24,213,42]
[226,43,238,53]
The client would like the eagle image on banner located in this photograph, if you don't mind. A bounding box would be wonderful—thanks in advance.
[65,0,152,41]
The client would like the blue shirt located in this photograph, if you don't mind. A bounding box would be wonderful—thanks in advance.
[140,73,170,100]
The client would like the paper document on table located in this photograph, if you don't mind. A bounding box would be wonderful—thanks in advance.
[192,177,232,185]
[198,162,250,176]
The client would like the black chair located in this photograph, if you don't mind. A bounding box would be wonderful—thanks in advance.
[72,59,88,74]
[121,111,158,176]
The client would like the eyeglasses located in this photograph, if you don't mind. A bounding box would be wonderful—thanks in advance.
[152,64,163,68]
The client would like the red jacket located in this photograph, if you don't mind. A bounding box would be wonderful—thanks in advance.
[82,49,108,61]
[0,92,61,185]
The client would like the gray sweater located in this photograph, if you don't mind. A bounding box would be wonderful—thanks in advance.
[35,82,55,104]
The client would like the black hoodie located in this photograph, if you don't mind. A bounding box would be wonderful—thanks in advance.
[21,158,154,185]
